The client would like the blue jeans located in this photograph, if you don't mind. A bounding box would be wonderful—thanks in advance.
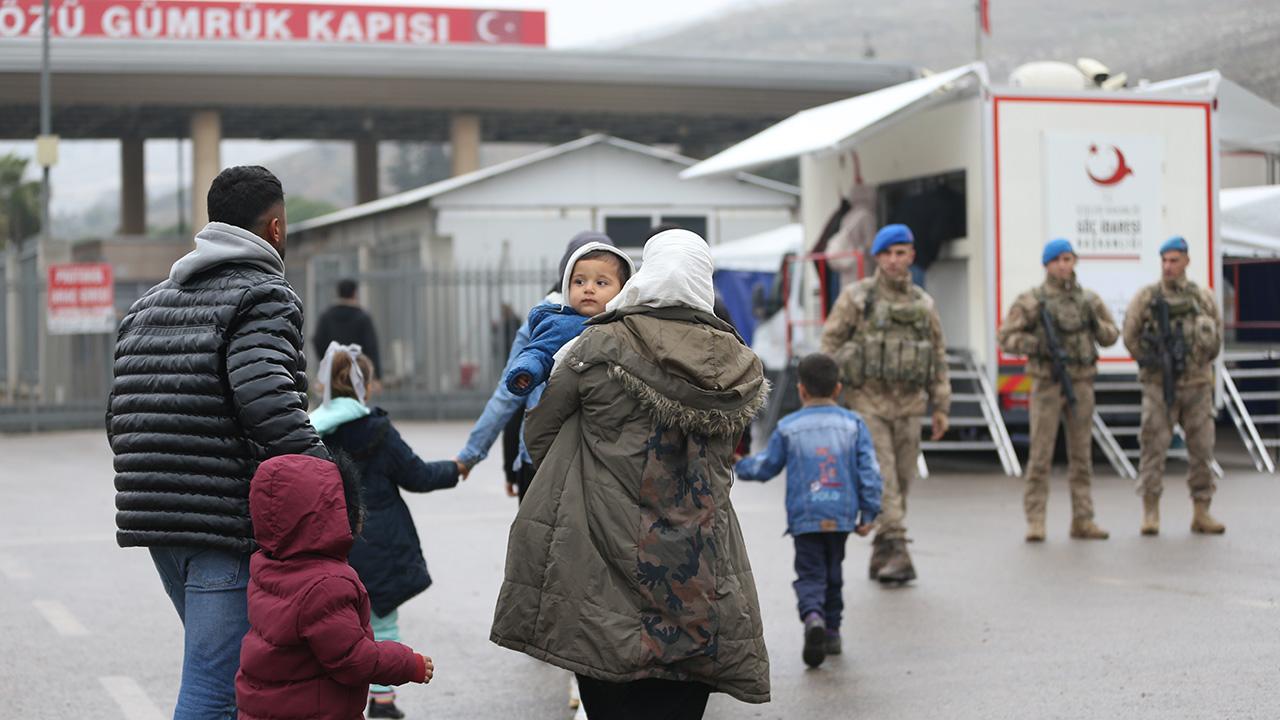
[149,547,251,720]
[793,532,848,631]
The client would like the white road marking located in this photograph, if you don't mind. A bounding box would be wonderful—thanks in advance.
[100,676,166,720]
[32,599,90,636]
[0,553,32,579]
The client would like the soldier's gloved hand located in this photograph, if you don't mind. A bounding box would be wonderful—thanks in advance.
[931,411,949,441]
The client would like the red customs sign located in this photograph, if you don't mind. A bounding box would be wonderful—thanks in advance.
[47,263,115,335]
[0,1,546,46]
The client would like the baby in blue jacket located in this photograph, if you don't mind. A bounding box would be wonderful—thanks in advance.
[505,242,635,394]
[735,352,882,669]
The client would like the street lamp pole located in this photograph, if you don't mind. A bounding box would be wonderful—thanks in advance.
[39,0,51,248]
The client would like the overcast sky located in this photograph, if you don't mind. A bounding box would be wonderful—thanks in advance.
[0,0,762,220]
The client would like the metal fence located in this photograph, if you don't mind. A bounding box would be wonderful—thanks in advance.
[0,259,559,432]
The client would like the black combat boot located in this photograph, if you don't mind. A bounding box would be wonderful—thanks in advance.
[876,538,916,585]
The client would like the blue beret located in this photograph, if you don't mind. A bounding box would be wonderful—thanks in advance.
[1160,236,1189,255]
[1041,238,1075,265]
[871,224,914,255]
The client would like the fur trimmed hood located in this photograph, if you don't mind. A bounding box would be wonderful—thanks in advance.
[609,365,768,437]
[569,305,769,437]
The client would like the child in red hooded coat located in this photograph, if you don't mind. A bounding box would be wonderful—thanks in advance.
[236,454,433,720]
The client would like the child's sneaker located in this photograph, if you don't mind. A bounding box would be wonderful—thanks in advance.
[367,698,406,719]
[824,629,842,656]
[802,612,826,668]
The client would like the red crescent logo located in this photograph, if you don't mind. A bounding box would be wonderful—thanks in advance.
[1086,145,1134,186]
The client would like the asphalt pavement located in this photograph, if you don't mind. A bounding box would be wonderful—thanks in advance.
[1,423,1276,719]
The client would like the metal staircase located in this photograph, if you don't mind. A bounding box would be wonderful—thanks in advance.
[1222,349,1280,473]
[1093,372,1225,479]
[919,350,1022,477]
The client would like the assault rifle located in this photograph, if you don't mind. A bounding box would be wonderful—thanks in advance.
[1040,302,1076,417]
[1147,294,1188,417]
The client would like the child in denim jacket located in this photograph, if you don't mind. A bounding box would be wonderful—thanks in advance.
[735,353,881,669]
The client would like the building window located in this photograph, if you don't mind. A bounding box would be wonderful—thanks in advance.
[604,216,655,249]
[604,213,709,248]
[659,215,707,239]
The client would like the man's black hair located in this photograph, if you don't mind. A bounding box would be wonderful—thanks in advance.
[575,249,632,286]
[798,353,840,398]
[332,450,366,537]
[207,165,284,232]
[337,278,358,300]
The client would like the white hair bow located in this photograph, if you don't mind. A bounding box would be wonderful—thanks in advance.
[317,341,366,407]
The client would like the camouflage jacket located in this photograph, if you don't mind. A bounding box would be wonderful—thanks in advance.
[819,270,951,419]
[1122,277,1222,388]
[490,305,771,704]
[997,272,1119,381]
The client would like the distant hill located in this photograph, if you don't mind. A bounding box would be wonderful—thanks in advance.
[55,141,544,240]
[627,0,1280,102]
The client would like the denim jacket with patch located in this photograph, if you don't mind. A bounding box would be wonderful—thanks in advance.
[735,405,881,535]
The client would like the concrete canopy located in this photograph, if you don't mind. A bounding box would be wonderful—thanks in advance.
[0,40,917,141]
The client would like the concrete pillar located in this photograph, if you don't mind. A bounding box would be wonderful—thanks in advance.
[449,114,481,177]
[120,137,146,236]
[191,110,222,230]
[355,137,379,204]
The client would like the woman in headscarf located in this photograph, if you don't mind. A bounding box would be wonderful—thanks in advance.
[490,230,772,718]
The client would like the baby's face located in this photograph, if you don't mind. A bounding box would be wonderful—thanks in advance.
[567,257,624,316]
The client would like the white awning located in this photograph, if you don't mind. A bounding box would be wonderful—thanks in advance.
[1138,72,1280,155]
[1221,185,1280,258]
[681,63,986,179]
[711,223,803,272]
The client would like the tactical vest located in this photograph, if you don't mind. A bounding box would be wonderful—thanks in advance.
[1138,282,1217,367]
[837,284,934,390]
[1033,287,1098,367]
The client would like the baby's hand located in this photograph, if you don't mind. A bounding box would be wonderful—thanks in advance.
[854,524,873,537]
[419,654,434,683]
[513,373,532,390]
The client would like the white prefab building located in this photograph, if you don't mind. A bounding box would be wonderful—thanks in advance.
[291,133,799,277]
[288,134,797,416]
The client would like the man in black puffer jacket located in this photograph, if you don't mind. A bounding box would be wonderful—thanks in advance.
[107,165,327,720]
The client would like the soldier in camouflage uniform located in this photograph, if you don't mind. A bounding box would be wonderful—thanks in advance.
[1122,236,1225,536]
[998,239,1119,542]
[820,224,950,585]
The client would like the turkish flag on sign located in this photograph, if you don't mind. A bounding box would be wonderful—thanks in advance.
[980,0,991,34]
[474,10,525,43]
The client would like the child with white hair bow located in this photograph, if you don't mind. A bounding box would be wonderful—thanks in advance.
[309,341,464,719]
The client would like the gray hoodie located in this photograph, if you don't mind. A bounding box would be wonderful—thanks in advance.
[169,222,285,284]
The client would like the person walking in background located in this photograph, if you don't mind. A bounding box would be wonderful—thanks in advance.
[736,352,881,669]
[454,231,623,500]
[998,238,1119,542]
[236,454,434,720]
[314,278,382,380]
[107,165,328,718]
[1123,236,1226,536]
[492,229,772,718]
[820,224,951,586]
[309,343,462,718]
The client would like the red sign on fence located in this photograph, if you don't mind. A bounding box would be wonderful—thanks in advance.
[47,263,115,335]
[0,1,546,46]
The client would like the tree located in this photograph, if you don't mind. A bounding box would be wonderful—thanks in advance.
[285,195,339,224]
[0,153,41,247]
